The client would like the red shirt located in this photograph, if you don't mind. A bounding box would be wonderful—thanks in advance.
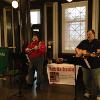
[25,41,46,60]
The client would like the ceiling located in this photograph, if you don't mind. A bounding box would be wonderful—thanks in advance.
[4,0,18,3]
[0,0,40,6]
[0,0,49,8]
[4,0,38,3]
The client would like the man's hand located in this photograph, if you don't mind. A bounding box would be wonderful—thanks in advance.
[75,48,87,57]
[25,48,31,53]
[75,48,83,57]
[33,45,39,50]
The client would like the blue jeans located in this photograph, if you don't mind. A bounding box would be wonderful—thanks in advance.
[82,67,100,96]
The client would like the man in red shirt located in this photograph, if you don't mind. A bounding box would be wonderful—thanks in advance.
[25,33,46,90]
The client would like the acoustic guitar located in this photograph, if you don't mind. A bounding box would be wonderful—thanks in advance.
[75,48,100,58]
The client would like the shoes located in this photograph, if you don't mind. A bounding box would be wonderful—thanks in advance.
[97,96,100,100]
[84,92,92,98]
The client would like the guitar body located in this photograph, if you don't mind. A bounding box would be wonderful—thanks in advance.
[75,48,100,69]
[75,48,100,58]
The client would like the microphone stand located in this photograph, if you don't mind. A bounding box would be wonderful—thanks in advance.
[73,56,79,100]
[73,56,83,100]
[74,62,77,100]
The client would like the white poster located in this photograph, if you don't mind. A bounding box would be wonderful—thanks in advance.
[47,63,79,85]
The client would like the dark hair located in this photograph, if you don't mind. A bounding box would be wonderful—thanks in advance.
[87,29,95,35]
[32,31,40,37]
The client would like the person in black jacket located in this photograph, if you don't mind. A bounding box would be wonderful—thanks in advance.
[75,29,100,100]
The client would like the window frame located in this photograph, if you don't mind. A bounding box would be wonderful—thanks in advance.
[61,1,88,53]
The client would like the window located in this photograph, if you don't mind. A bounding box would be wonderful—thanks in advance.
[62,1,88,53]
[30,9,40,25]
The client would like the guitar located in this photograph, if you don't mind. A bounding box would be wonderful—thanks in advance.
[26,45,39,54]
[81,52,100,58]
[75,48,100,58]
[26,42,41,54]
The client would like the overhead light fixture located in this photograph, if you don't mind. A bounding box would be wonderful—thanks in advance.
[12,0,18,8]
[66,0,73,2]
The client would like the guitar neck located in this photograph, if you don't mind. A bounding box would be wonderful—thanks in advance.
[83,52,100,57]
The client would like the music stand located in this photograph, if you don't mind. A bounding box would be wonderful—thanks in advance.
[6,52,26,100]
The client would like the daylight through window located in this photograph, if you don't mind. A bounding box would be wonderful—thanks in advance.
[62,1,88,53]
[30,9,40,25]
